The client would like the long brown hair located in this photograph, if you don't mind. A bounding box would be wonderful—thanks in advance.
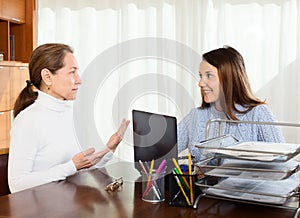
[13,43,74,117]
[200,46,264,120]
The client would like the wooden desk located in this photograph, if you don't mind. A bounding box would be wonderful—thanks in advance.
[0,163,296,218]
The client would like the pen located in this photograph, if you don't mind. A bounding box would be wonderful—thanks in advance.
[171,190,181,202]
[188,152,194,205]
[156,159,167,174]
[181,165,188,173]
[146,159,154,189]
[143,159,167,198]
[173,167,189,192]
[143,159,156,197]
[149,159,154,174]
[139,160,147,173]
[173,170,191,206]
[139,160,161,199]
[144,161,150,171]
[172,158,190,189]
[144,161,163,191]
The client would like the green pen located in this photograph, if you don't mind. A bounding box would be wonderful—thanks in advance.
[173,167,190,194]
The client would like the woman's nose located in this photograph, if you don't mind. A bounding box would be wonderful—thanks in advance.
[198,79,205,88]
[76,73,82,84]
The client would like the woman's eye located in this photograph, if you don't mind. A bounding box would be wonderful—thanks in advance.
[207,73,215,79]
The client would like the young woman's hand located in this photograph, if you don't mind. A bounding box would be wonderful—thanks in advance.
[106,118,130,151]
[72,148,109,170]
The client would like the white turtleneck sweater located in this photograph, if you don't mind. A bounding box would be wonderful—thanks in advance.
[8,91,112,193]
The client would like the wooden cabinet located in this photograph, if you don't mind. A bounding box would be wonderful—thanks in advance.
[0,111,10,154]
[0,61,29,151]
[10,64,29,107]
[0,0,34,153]
[0,0,35,62]
[0,66,10,111]
[0,0,26,23]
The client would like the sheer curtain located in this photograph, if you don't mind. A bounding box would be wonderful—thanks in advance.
[37,0,299,162]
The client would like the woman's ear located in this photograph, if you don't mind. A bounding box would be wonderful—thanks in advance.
[41,68,53,87]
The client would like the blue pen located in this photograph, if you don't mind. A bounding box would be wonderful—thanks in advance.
[181,164,188,173]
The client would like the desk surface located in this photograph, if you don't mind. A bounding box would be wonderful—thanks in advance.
[0,162,297,218]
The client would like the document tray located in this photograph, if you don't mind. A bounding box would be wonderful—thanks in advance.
[196,141,300,162]
[196,177,300,205]
[196,159,300,180]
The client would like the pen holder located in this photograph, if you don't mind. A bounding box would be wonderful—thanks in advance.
[141,170,165,202]
[168,173,200,208]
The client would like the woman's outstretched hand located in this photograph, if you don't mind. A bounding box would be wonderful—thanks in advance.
[106,118,130,151]
[72,148,109,170]
[72,118,130,170]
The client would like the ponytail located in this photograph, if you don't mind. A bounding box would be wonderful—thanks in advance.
[13,80,38,117]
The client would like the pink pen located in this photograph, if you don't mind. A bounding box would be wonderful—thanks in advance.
[143,159,166,197]
[156,159,167,174]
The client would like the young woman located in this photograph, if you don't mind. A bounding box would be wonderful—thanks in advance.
[8,43,130,193]
[177,46,285,162]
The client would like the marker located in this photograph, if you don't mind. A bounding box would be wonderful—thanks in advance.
[173,167,189,192]
[172,158,190,189]
[173,170,191,206]
[156,159,167,174]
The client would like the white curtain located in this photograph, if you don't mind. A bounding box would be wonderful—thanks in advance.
[37,0,299,162]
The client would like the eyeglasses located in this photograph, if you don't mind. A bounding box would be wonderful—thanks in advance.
[105,177,123,192]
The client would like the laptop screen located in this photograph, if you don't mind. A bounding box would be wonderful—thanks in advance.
[132,109,178,174]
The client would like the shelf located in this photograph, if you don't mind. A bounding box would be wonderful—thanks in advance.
[0,0,34,153]
[0,0,35,62]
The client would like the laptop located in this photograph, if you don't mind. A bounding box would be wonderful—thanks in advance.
[132,109,178,175]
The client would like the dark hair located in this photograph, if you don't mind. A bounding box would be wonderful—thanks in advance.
[13,43,74,117]
[201,45,264,120]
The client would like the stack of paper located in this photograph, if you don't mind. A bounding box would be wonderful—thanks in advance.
[204,159,300,180]
[198,141,300,162]
[204,177,300,205]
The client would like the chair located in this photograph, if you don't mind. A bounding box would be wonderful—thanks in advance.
[0,154,10,196]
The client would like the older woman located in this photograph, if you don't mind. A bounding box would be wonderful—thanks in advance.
[9,43,129,193]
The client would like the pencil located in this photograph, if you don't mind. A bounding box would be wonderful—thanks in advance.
[143,159,155,197]
[173,167,189,192]
[148,159,154,188]
[140,160,161,199]
[149,159,154,174]
[173,170,191,206]
[172,158,190,189]
[188,152,194,205]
